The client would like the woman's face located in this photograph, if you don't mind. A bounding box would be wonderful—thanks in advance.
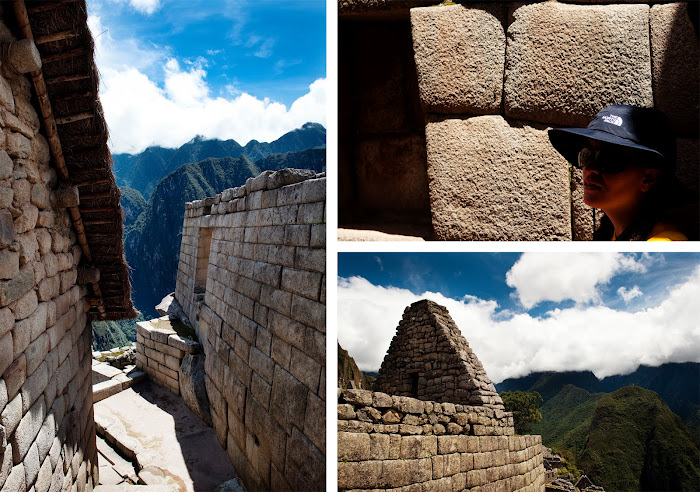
[581,140,660,213]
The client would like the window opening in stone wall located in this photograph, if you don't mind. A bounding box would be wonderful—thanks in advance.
[194,227,213,294]
[410,372,419,397]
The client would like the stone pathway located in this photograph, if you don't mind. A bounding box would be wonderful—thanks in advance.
[94,381,242,492]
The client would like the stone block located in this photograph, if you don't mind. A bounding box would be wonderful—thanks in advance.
[290,347,321,393]
[21,360,47,412]
[294,247,325,275]
[281,267,322,300]
[92,380,122,403]
[270,365,308,433]
[11,397,45,463]
[244,393,287,470]
[268,169,316,189]
[2,463,25,492]
[505,2,653,127]
[338,431,370,461]
[0,151,11,179]
[13,204,38,234]
[25,333,49,376]
[284,224,310,247]
[0,266,34,307]
[0,250,19,279]
[356,135,430,214]
[426,115,571,240]
[249,346,274,384]
[650,3,699,136]
[268,310,305,351]
[411,4,505,114]
[401,435,438,459]
[0,210,14,248]
[290,294,325,332]
[343,389,373,407]
[10,288,38,320]
[270,335,291,370]
[0,332,12,376]
[283,427,324,491]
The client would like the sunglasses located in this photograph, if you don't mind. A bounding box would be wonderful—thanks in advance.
[576,147,628,174]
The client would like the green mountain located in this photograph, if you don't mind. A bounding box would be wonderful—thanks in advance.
[496,363,700,423]
[113,122,326,198]
[579,386,700,491]
[531,384,603,464]
[125,148,326,318]
[120,186,147,228]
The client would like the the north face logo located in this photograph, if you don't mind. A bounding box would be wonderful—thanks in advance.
[602,115,623,126]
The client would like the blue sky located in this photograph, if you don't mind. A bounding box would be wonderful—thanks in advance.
[338,253,700,381]
[87,0,326,153]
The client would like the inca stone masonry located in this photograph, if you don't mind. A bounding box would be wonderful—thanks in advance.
[338,300,545,491]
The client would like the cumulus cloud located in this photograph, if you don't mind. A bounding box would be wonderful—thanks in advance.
[338,266,700,383]
[617,286,643,303]
[89,12,326,154]
[505,253,647,309]
[126,0,160,15]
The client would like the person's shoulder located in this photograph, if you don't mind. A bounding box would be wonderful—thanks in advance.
[647,222,688,241]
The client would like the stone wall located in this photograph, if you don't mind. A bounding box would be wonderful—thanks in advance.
[339,1,699,240]
[338,390,545,491]
[134,318,200,395]
[0,18,97,492]
[174,170,326,491]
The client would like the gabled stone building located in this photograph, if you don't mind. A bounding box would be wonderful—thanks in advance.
[375,299,504,409]
[339,300,545,491]
[1,1,135,490]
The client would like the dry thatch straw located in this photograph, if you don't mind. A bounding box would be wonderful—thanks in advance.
[10,0,137,320]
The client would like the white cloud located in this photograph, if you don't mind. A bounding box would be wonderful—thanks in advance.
[127,0,160,14]
[617,285,643,303]
[89,11,326,154]
[505,253,647,309]
[338,265,700,383]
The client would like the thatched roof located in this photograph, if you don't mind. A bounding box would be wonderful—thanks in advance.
[9,0,136,320]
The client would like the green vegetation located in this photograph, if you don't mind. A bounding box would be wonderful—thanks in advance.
[120,186,147,229]
[531,384,603,466]
[501,390,543,434]
[125,148,326,317]
[92,315,144,351]
[579,386,700,491]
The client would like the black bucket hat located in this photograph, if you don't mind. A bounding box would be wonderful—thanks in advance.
[548,105,676,171]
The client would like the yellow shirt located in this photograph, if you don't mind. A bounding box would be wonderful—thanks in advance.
[647,223,688,241]
[611,223,688,241]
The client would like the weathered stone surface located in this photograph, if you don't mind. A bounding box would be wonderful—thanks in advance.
[0,266,34,307]
[410,4,505,115]
[356,135,429,214]
[505,2,653,127]
[338,432,371,461]
[650,3,699,136]
[426,115,571,240]
[179,354,212,426]
[268,169,316,189]
[0,210,14,248]
[5,40,42,74]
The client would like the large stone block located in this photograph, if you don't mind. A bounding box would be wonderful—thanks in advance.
[650,3,699,136]
[410,4,505,114]
[356,135,429,214]
[284,427,324,492]
[426,115,571,240]
[505,2,653,127]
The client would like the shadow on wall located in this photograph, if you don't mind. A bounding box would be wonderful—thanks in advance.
[338,1,699,241]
